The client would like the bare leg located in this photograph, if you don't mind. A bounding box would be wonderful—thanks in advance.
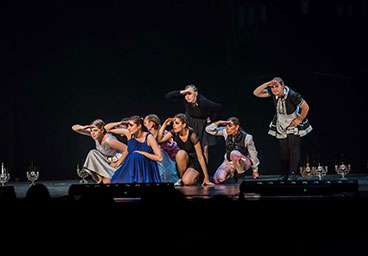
[102,177,111,184]
[182,168,200,186]
[175,150,189,178]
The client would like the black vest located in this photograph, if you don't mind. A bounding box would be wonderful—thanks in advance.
[225,130,249,161]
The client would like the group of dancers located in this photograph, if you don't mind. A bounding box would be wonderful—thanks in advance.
[72,77,312,186]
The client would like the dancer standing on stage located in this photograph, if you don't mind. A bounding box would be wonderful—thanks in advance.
[205,117,260,183]
[159,114,214,186]
[105,116,162,183]
[72,119,128,184]
[253,77,312,180]
[144,114,179,183]
[165,84,222,162]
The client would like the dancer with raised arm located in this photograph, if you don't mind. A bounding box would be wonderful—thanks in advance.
[105,116,162,183]
[144,114,179,183]
[72,119,127,184]
[165,84,222,162]
[159,114,214,186]
[253,77,312,180]
[206,117,260,183]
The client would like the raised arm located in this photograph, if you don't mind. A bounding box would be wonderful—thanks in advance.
[72,124,92,136]
[253,80,273,98]
[165,90,184,101]
[205,121,229,136]
[157,118,174,143]
[104,121,130,139]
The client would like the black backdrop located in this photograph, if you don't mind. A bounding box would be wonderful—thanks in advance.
[1,0,367,180]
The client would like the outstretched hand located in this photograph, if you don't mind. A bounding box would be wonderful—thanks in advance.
[202,179,215,187]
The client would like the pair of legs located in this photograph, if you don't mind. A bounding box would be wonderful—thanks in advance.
[279,135,301,175]
[175,150,200,185]
[213,150,253,184]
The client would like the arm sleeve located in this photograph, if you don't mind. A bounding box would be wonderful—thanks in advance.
[165,90,183,102]
[245,135,260,169]
[205,123,225,137]
[289,90,303,107]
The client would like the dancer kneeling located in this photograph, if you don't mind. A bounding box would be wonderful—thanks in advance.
[205,117,260,184]
[105,116,162,184]
[144,114,179,183]
[159,114,214,186]
[72,119,128,184]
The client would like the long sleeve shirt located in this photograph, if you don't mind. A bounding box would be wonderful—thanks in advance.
[205,122,260,170]
[165,90,222,121]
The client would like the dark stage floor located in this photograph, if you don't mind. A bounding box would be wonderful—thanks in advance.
[7,174,368,199]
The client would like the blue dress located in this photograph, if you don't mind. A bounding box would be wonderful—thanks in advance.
[111,134,161,183]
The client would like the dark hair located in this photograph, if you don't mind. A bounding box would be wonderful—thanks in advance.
[174,113,188,126]
[185,84,198,92]
[91,119,106,131]
[144,114,161,129]
[227,117,240,126]
[272,77,284,86]
[129,115,144,128]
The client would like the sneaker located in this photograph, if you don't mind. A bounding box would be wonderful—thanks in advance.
[174,179,183,186]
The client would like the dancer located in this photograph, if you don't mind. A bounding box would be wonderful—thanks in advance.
[72,119,127,184]
[165,84,222,162]
[105,116,162,183]
[144,114,179,183]
[253,77,312,180]
[205,117,260,183]
[159,113,214,186]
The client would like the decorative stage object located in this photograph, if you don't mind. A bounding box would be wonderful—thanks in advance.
[26,162,40,186]
[76,164,89,184]
[300,162,313,178]
[0,162,10,186]
[313,164,328,180]
[335,163,351,179]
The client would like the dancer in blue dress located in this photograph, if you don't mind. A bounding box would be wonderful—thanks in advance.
[105,116,162,183]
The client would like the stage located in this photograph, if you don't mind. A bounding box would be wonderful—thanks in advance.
[7,174,368,199]
[2,174,368,255]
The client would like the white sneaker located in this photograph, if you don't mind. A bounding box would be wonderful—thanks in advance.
[174,179,183,186]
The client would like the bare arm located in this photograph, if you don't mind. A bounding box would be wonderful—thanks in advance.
[253,81,273,98]
[105,121,131,139]
[158,118,174,143]
[71,124,91,136]
[135,134,163,161]
[193,142,213,186]
[106,139,128,168]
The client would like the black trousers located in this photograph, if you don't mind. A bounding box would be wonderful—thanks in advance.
[279,135,301,174]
